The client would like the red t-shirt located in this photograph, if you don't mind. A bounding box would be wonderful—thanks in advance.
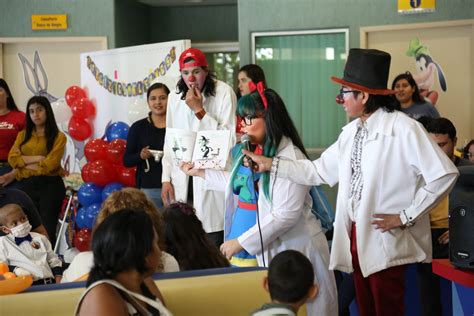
[0,110,26,160]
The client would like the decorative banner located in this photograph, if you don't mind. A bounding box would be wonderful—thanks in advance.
[398,0,435,14]
[32,14,68,30]
[85,46,176,97]
[80,40,190,138]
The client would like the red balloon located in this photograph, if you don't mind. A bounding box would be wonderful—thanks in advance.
[106,139,127,164]
[84,138,108,162]
[81,162,93,182]
[74,228,92,252]
[88,159,116,186]
[68,116,92,141]
[71,98,96,119]
[65,86,87,107]
[117,165,136,187]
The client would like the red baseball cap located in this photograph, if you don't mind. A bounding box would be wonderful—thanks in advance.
[179,48,208,70]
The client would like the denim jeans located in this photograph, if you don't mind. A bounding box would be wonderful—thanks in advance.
[141,188,163,209]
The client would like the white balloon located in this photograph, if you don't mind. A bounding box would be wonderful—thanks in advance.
[52,97,72,124]
[127,98,149,124]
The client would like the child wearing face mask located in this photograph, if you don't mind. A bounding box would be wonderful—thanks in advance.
[0,203,63,285]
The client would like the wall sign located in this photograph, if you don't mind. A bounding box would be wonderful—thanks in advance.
[32,14,68,30]
[398,0,435,14]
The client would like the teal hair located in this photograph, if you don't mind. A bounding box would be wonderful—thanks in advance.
[229,92,278,202]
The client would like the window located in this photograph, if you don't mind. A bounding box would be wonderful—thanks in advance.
[193,42,240,90]
[252,29,348,152]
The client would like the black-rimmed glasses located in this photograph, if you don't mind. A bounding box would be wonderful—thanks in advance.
[336,89,361,104]
[242,115,259,126]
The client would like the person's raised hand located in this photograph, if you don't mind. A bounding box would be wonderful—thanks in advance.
[185,86,203,113]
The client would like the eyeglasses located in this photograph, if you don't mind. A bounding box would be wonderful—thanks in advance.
[241,115,262,126]
[336,89,361,104]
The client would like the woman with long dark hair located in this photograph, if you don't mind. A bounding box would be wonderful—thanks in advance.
[8,96,66,244]
[235,64,267,138]
[162,202,230,271]
[124,83,170,208]
[0,79,26,187]
[75,209,171,316]
[236,64,267,98]
[181,88,337,315]
[392,71,440,120]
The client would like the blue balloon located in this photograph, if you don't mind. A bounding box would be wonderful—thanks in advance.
[78,182,103,207]
[106,121,130,141]
[102,182,124,202]
[85,203,101,229]
[75,207,89,229]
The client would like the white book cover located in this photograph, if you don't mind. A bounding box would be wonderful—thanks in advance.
[166,128,231,170]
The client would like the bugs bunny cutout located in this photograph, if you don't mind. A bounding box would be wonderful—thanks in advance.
[18,51,84,174]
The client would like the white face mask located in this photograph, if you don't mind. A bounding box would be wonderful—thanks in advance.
[9,221,32,238]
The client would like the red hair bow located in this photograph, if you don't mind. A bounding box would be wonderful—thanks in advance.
[248,81,268,109]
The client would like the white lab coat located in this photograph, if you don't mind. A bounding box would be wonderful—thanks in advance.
[278,109,459,277]
[162,80,236,233]
[205,137,338,316]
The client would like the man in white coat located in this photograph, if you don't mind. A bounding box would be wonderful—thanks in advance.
[244,49,458,316]
[161,48,236,246]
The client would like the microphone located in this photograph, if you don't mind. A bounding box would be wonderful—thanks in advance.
[241,134,254,169]
[241,134,252,151]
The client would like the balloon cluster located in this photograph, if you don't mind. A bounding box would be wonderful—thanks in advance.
[81,122,135,188]
[65,86,96,141]
[73,121,136,252]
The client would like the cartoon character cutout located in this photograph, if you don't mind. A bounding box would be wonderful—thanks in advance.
[18,50,84,175]
[18,51,58,103]
[406,38,447,105]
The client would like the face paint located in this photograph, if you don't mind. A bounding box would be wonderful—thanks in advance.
[337,87,365,119]
[181,65,208,91]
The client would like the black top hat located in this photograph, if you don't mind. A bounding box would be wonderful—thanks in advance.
[331,49,396,95]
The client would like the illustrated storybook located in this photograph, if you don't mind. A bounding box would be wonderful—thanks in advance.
[166,128,231,170]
